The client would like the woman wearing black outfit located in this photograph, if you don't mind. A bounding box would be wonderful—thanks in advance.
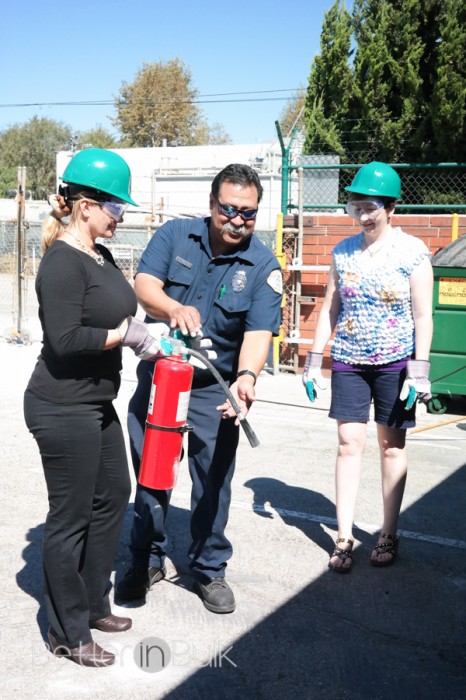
[24,149,162,667]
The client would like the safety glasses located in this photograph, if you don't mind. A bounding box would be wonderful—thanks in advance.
[345,199,385,220]
[81,197,128,222]
[216,199,258,221]
[100,200,128,222]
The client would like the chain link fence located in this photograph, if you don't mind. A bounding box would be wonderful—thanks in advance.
[286,162,466,214]
[280,132,466,213]
[277,228,299,369]
[0,220,23,340]
[1,220,277,344]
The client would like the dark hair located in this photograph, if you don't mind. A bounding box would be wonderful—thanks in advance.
[347,192,396,210]
[211,163,263,203]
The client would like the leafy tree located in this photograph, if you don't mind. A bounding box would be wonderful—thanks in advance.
[279,89,306,137]
[76,126,118,150]
[191,120,231,146]
[303,0,354,155]
[205,122,232,145]
[0,116,72,198]
[113,58,230,147]
[0,164,16,197]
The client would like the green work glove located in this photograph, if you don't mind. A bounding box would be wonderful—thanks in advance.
[171,330,217,368]
[399,360,431,410]
[302,351,328,402]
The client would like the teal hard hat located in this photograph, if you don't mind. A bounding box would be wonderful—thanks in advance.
[62,148,138,206]
[345,161,401,199]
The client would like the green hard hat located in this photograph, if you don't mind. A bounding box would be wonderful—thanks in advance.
[345,161,401,199]
[62,148,138,206]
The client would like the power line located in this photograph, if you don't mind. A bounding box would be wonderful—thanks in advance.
[0,88,304,110]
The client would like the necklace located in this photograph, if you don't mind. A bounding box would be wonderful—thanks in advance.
[68,232,105,266]
[362,237,387,258]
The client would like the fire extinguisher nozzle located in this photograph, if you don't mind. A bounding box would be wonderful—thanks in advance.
[240,418,261,448]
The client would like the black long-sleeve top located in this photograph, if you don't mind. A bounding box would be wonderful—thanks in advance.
[26,240,137,404]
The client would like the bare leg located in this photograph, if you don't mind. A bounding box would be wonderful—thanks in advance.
[371,424,407,564]
[329,421,367,571]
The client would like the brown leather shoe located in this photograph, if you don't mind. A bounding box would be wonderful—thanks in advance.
[90,614,132,633]
[48,628,115,667]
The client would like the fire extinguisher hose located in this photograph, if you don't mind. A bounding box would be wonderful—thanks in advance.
[185,348,261,448]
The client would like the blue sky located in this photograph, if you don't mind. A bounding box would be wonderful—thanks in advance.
[1,0,349,144]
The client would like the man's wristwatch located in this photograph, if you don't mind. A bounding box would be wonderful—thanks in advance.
[236,369,257,384]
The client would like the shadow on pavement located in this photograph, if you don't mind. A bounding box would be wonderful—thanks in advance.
[16,502,193,636]
[245,478,340,555]
[164,464,466,700]
[16,523,48,641]
[114,502,194,605]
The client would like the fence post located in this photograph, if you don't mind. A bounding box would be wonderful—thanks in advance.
[16,166,26,335]
[451,213,459,241]
[275,121,289,215]
[273,212,287,375]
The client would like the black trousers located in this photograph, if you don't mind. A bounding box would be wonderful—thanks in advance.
[24,391,131,648]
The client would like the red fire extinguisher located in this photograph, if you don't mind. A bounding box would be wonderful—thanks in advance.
[138,354,194,490]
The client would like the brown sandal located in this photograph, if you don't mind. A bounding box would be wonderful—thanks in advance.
[371,533,399,567]
[328,538,354,573]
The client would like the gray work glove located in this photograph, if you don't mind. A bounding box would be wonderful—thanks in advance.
[118,317,171,360]
[399,359,432,410]
[302,351,328,402]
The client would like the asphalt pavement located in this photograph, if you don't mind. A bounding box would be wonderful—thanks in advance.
[1,340,466,700]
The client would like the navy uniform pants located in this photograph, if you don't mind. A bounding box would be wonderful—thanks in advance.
[23,392,131,648]
[127,361,239,580]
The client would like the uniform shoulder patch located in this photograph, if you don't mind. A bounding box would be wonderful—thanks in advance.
[267,269,283,294]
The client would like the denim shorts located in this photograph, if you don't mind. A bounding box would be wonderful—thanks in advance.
[329,367,415,429]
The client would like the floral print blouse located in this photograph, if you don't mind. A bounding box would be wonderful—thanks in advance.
[331,227,430,365]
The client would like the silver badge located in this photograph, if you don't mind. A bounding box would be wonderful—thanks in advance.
[231,270,247,293]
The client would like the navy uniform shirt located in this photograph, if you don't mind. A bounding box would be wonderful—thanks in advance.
[137,217,282,379]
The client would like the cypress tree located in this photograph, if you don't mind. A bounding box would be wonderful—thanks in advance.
[303,0,465,168]
[303,0,354,155]
[430,0,466,161]
[350,0,424,162]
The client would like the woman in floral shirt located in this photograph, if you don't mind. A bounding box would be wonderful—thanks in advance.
[302,162,433,572]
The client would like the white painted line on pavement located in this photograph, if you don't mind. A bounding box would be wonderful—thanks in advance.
[408,435,466,440]
[230,500,466,551]
[407,438,463,448]
[169,493,466,551]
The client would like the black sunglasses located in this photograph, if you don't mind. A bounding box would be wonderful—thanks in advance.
[216,199,258,221]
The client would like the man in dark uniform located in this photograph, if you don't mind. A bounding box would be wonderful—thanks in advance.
[117,163,282,613]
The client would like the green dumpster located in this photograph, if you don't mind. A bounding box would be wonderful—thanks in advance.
[429,236,466,413]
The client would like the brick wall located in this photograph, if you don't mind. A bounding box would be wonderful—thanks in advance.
[283,213,466,370]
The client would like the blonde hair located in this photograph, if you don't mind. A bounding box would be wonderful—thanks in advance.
[41,189,98,254]
[41,212,67,254]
